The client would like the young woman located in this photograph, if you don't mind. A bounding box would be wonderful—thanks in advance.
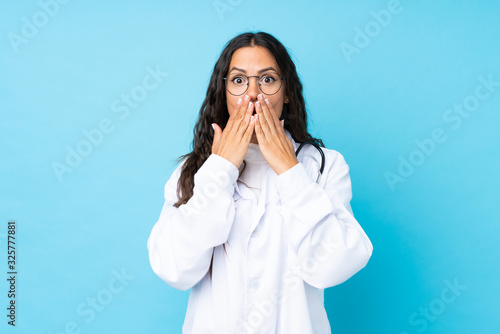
[147,31,373,334]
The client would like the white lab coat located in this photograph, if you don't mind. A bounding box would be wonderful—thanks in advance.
[147,129,373,334]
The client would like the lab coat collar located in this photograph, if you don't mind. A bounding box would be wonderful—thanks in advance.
[231,129,301,248]
[234,129,298,208]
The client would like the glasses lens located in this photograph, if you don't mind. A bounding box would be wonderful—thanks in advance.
[259,72,282,95]
[225,72,283,95]
[226,73,248,96]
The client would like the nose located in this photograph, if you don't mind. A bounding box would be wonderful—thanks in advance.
[246,77,260,102]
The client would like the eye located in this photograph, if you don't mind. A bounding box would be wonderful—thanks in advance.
[261,74,277,84]
[230,75,246,85]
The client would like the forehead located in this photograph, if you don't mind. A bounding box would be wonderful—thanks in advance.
[228,46,280,73]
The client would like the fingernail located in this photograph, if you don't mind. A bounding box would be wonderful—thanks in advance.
[211,124,215,130]
[250,115,254,122]
[248,102,253,109]
[258,94,264,100]
[280,120,284,127]
[237,98,242,105]
[256,101,260,108]
[244,95,250,102]
[265,99,270,105]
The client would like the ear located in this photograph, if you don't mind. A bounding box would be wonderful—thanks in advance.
[284,96,289,104]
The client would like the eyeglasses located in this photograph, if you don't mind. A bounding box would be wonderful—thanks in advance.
[223,72,286,96]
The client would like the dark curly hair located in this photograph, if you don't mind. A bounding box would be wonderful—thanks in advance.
[172,31,324,279]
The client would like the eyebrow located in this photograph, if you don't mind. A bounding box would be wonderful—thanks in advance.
[229,66,279,74]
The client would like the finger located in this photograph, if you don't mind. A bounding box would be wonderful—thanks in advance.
[259,96,278,135]
[243,113,256,142]
[254,113,268,146]
[224,99,239,135]
[259,97,290,150]
[232,95,252,133]
[263,98,288,145]
[211,123,221,153]
[263,97,281,130]
[237,95,251,119]
[255,98,274,140]
[227,94,247,126]
[237,100,254,136]
[212,123,221,143]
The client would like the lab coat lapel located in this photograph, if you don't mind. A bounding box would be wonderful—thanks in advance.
[244,129,299,235]
[233,167,269,237]
[234,129,298,198]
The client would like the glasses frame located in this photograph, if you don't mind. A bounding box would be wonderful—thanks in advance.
[223,72,286,96]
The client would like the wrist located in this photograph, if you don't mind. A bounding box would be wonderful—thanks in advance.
[276,159,299,175]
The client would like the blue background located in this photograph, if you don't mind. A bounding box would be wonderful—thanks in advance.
[1,0,499,333]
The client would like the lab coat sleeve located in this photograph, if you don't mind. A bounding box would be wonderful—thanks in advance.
[147,153,239,291]
[275,151,373,289]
